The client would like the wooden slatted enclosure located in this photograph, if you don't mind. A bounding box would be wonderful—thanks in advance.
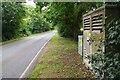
[81,4,120,72]
[82,6,105,69]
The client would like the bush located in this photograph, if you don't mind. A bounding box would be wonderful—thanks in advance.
[105,19,120,79]
[89,19,120,79]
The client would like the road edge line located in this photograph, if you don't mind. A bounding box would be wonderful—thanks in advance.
[19,32,56,78]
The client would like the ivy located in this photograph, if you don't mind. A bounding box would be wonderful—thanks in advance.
[89,19,120,80]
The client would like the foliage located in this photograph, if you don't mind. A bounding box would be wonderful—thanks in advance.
[2,2,103,41]
[2,2,26,41]
[31,12,52,34]
[43,2,103,40]
[2,2,52,42]
[89,19,120,79]
[104,19,120,79]
[88,40,105,79]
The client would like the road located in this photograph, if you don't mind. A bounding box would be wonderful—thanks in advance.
[2,31,57,78]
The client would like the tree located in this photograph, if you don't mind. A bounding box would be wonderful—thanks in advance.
[2,2,26,41]
[43,2,103,40]
[2,2,52,41]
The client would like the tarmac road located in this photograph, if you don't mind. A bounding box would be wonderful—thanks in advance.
[2,30,57,78]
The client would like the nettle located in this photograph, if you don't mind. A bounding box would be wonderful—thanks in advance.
[89,19,120,80]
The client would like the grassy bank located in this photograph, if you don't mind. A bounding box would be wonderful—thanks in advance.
[29,34,94,78]
[1,30,53,45]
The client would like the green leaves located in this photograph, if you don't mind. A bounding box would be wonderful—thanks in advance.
[2,2,53,41]
[105,19,120,79]
[43,2,103,40]
[2,2,26,41]
[89,19,120,79]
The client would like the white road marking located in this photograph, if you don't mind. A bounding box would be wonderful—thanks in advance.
[19,32,56,78]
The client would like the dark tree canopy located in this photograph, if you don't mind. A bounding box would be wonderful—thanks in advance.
[41,2,103,40]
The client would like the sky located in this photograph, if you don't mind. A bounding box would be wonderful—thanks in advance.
[26,0,36,8]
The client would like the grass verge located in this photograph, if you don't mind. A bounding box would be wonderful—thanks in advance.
[0,30,53,45]
[0,37,24,45]
[29,34,94,78]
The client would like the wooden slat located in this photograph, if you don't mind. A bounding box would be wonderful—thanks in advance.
[92,17,103,21]
[84,25,90,27]
[84,27,90,30]
[84,19,90,22]
[92,20,103,23]
[92,23,103,26]
[84,22,90,24]
[84,17,90,20]
[84,28,90,30]
[92,27,102,30]
[92,13,103,18]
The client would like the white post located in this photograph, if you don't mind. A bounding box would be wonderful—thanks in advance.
[78,35,83,56]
